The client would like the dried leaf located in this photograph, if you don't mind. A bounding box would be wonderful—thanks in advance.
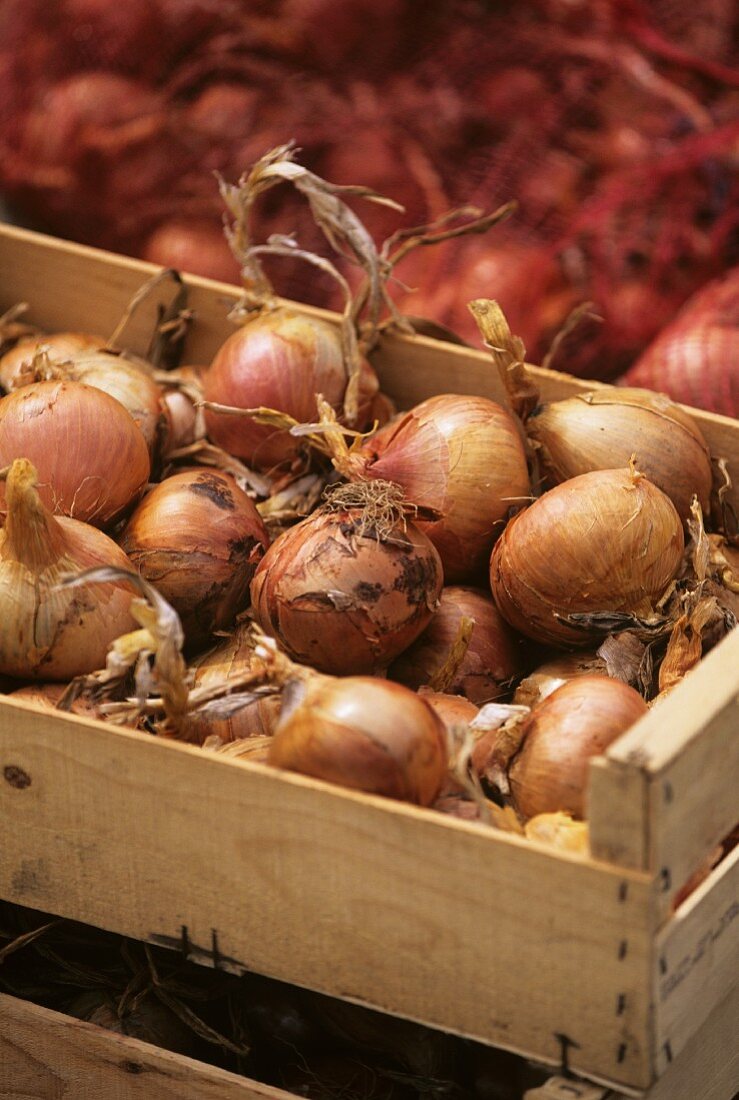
[467,298,539,421]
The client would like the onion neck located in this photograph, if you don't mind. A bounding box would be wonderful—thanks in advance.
[3,459,66,571]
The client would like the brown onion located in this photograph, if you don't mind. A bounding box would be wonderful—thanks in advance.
[203,308,380,471]
[268,675,448,806]
[390,586,527,703]
[160,365,204,454]
[0,380,150,528]
[250,488,443,675]
[8,682,104,720]
[513,652,607,708]
[356,394,530,581]
[505,676,648,819]
[527,387,712,521]
[0,331,104,391]
[15,350,164,457]
[490,467,684,646]
[418,688,479,730]
[0,459,137,679]
[120,469,269,650]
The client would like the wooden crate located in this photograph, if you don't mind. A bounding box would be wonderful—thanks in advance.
[2,982,737,1100]
[0,225,737,1097]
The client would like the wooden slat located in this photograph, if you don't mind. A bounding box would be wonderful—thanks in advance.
[589,628,739,915]
[1,224,738,519]
[0,993,290,1099]
[0,696,654,1090]
[528,984,739,1100]
[652,844,739,1078]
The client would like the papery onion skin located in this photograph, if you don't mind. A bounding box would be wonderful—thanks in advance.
[490,468,684,646]
[14,350,165,457]
[527,387,712,521]
[0,380,150,528]
[188,625,281,744]
[203,309,380,470]
[250,508,443,675]
[0,331,104,392]
[359,394,530,582]
[268,675,448,806]
[419,689,478,730]
[512,652,607,708]
[389,585,527,703]
[0,459,137,680]
[507,675,648,819]
[120,469,269,650]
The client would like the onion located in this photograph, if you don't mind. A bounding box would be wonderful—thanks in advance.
[418,688,479,730]
[188,624,281,744]
[503,676,648,819]
[355,394,530,582]
[0,380,150,528]
[160,365,204,454]
[513,652,606,708]
[250,483,443,675]
[524,812,589,854]
[527,387,713,521]
[120,469,269,650]
[203,309,380,471]
[268,674,448,806]
[142,220,242,285]
[621,267,739,418]
[56,0,166,76]
[390,586,527,703]
[0,331,104,392]
[67,991,195,1056]
[15,350,164,457]
[0,459,137,679]
[490,467,684,646]
[8,682,104,720]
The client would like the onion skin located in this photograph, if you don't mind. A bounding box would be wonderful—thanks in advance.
[621,267,739,418]
[251,508,443,675]
[507,676,648,819]
[0,380,150,528]
[0,459,137,680]
[527,387,712,522]
[390,586,526,703]
[203,309,379,470]
[490,468,684,646]
[188,625,281,744]
[513,652,606,708]
[120,469,269,650]
[360,395,530,582]
[0,331,104,392]
[268,675,448,806]
[8,682,103,720]
[419,689,478,730]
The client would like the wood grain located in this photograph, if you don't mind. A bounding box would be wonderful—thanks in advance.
[652,845,739,1078]
[0,993,290,1099]
[0,696,654,1090]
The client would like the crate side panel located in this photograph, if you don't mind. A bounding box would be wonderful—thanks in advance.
[652,845,739,1079]
[0,993,290,1100]
[0,699,652,1089]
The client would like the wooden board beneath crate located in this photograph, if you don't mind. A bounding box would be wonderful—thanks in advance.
[0,993,290,1100]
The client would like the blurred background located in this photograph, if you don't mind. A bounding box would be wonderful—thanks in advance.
[0,0,737,408]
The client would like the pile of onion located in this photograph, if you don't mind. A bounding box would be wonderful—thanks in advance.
[490,466,684,647]
[120,468,269,649]
[268,673,448,806]
[0,379,150,528]
[0,458,137,679]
